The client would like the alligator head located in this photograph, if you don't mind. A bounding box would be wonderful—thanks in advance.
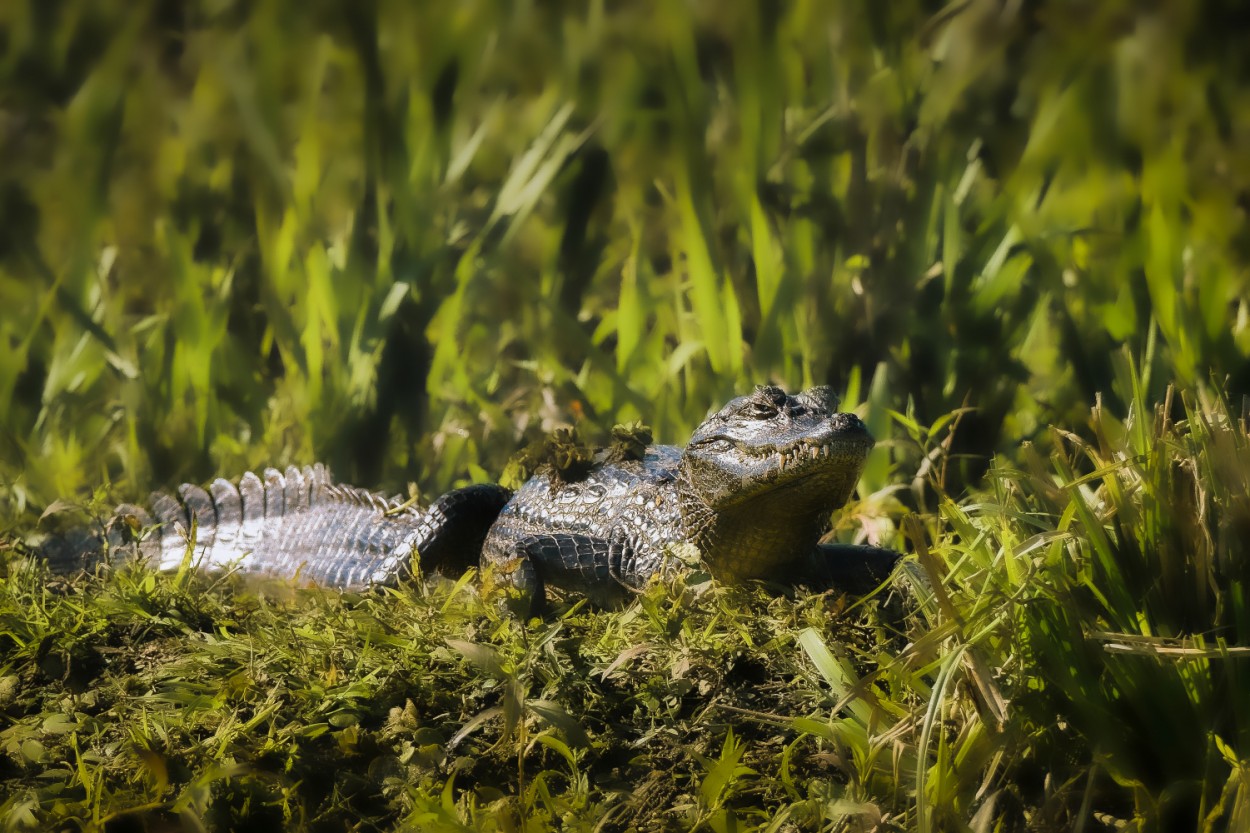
[677,385,874,579]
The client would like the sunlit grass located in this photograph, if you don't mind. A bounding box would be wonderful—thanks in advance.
[5,387,1250,829]
[0,540,917,830]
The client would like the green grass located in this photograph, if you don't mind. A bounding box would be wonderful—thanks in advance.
[5,382,1250,830]
[0,538,920,831]
[4,0,1250,830]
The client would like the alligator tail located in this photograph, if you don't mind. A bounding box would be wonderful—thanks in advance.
[36,465,512,589]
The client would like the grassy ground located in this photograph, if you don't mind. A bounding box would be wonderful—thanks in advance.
[5,379,1250,831]
[4,1,1250,830]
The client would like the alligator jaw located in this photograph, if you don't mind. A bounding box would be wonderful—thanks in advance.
[749,430,875,477]
[674,398,873,580]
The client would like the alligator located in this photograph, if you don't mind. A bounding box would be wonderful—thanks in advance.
[35,386,900,609]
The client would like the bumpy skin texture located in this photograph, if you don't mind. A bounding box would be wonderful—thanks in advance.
[45,386,895,605]
[42,464,511,589]
[482,385,880,605]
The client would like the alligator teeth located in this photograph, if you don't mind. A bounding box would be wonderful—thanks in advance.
[768,443,838,466]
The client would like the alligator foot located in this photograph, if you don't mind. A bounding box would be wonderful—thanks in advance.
[806,543,904,596]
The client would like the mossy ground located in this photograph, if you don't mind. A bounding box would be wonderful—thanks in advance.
[0,542,919,831]
[5,384,1250,831]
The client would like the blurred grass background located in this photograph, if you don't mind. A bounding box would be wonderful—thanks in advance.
[4,0,1249,509]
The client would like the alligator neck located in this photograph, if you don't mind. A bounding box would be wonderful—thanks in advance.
[677,482,831,581]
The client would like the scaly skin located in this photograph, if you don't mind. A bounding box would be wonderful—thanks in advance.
[481,386,881,606]
[41,386,897,607]
[39,465,511,588]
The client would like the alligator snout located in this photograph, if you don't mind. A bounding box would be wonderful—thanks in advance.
[829,411,872,439]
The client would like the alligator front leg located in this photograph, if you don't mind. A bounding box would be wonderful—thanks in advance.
[801,543,903,596]
[486,533,637,614]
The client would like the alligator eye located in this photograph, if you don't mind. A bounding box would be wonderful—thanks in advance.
[748,403,778,419]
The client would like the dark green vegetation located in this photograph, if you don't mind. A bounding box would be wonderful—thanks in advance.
[3,0,1250,829]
